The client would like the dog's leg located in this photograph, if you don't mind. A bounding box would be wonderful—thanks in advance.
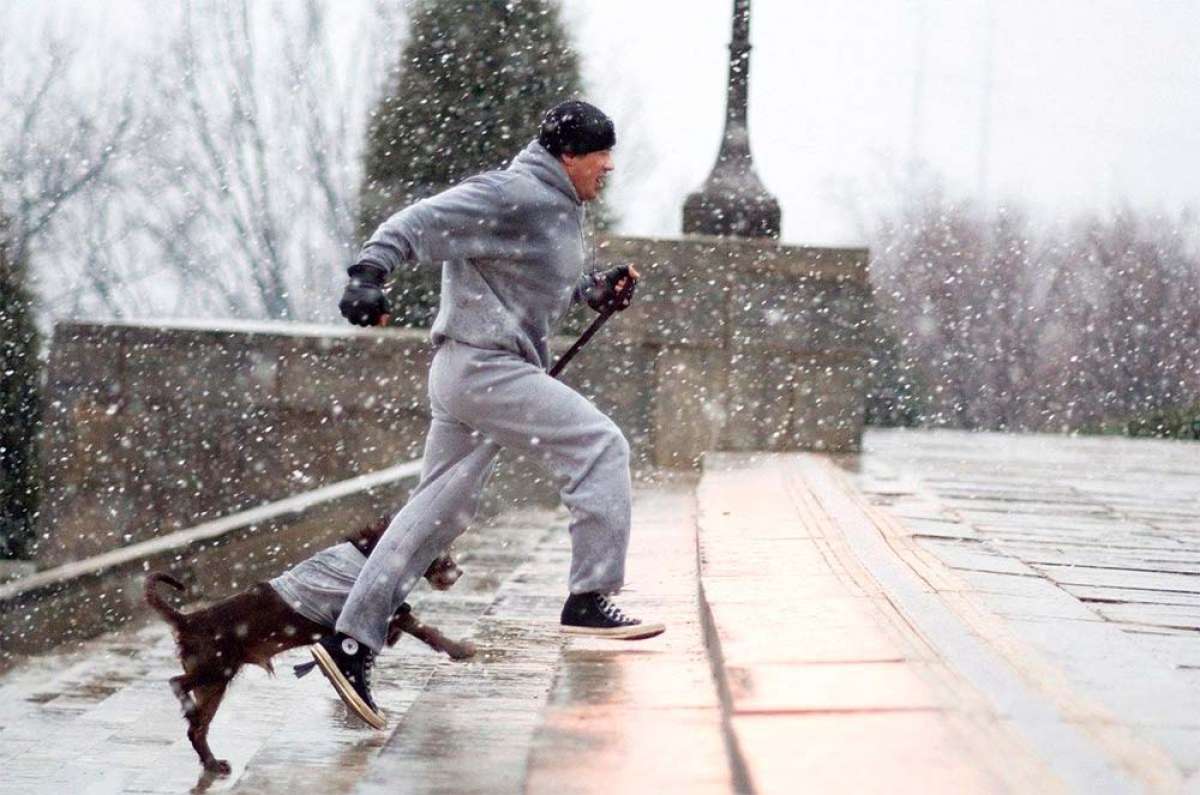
[170,672,214,717]
[187,682,232,775]
[395,613,476,660]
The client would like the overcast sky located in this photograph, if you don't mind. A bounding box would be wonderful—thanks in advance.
[10,0,1200,248]
[564,0,1200,244]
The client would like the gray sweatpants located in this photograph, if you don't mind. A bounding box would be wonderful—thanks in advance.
[336,339,632,651]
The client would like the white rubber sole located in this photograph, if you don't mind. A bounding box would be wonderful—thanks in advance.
[561,622,666,640]
[310,644,387,730]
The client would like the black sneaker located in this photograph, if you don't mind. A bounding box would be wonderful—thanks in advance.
[310,633,386,729]
[560,592,666,639]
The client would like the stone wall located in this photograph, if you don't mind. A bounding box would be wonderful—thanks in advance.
[2,464,419,662]
[34,234,872,567]
[594,234,872,464]
[34,320,591,567]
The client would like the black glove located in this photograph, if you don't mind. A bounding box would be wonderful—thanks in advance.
[339,262,390,327]
[582,265,638,314]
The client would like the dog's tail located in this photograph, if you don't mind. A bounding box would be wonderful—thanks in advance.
[144,572,188,627]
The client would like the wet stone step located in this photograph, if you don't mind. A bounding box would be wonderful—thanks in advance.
[226,515,564,795]
[857,428,1200,783]
[524,479,731,795]
[1065,585,1200,609]
[1030,563,1200,593]
[992,539,1200,561]
[355,545,567,795]
[0,508,565,794]
[915,538,1042,576]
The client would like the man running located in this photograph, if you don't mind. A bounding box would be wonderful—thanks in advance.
[311,100,664,729]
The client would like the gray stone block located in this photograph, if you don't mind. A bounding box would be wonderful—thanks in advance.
[653,346,727,468]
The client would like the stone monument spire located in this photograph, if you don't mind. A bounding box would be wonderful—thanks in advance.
[682,0,781,239]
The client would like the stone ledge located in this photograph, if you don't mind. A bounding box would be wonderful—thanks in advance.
[0,461,422,663]
[598,233,870,285]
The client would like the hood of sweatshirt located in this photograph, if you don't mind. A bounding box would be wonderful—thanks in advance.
[508,140,581,205]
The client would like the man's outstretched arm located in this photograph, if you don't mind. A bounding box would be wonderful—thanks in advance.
[356,176,521,276]
[340,177,516,326]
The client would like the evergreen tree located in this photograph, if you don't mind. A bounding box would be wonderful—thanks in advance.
[0,218,42,559]
[359,0,588,327]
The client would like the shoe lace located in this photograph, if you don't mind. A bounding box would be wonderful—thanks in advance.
[362,651,375,692]
[596,594,632,624]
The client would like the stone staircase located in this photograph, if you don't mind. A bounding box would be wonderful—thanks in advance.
[696,454,1059,794]
[1,451,1145,793]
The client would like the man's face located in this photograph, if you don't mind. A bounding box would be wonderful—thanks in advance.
[562,149,614,202]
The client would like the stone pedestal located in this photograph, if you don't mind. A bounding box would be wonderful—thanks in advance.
[595,234,872,468]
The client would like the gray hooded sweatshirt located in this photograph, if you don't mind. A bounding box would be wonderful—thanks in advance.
[357,140,594,370]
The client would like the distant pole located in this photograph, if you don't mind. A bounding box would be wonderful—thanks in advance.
[978,0,994,204]
[909,0,927,168]
[682,0,781,239]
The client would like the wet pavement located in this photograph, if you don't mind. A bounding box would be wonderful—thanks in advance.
[523,483,731,794]
[852,429,1200,792]
[0,506,557,794]
[354,479,728,795]
[1,431,1197,793]
[0,478,731,795]
[699,452,1058,794]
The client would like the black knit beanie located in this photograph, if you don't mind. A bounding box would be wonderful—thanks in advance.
[538,100,615,157]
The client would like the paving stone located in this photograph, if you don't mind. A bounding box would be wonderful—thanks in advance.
[699,453,1063,792]
[944,498,1114,516]
[980,591,1104,622]
[1127,633,1200,668]
[731,712,1019,794]
[523,479,732,794]
[995,541,1200,569]
[0,508,560,794]
[1031,563,1200,593]
[1095,603,1200,630]
[902,518,981,541]
[701,572,858,604]
[1063,585,1200,608]
[699,536,833,578]
[727,660,941,713]
[951,568,1071,599]
[527,706,730,794]
[858,428,1200,782]
[917,538,1042,575]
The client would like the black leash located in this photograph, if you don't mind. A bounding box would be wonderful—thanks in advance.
[548,268,636,378]
[548,308,615,379]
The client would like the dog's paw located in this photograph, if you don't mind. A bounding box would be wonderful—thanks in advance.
[425,556,463,590]
[204,758,232,776]
[449,640,477,660]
